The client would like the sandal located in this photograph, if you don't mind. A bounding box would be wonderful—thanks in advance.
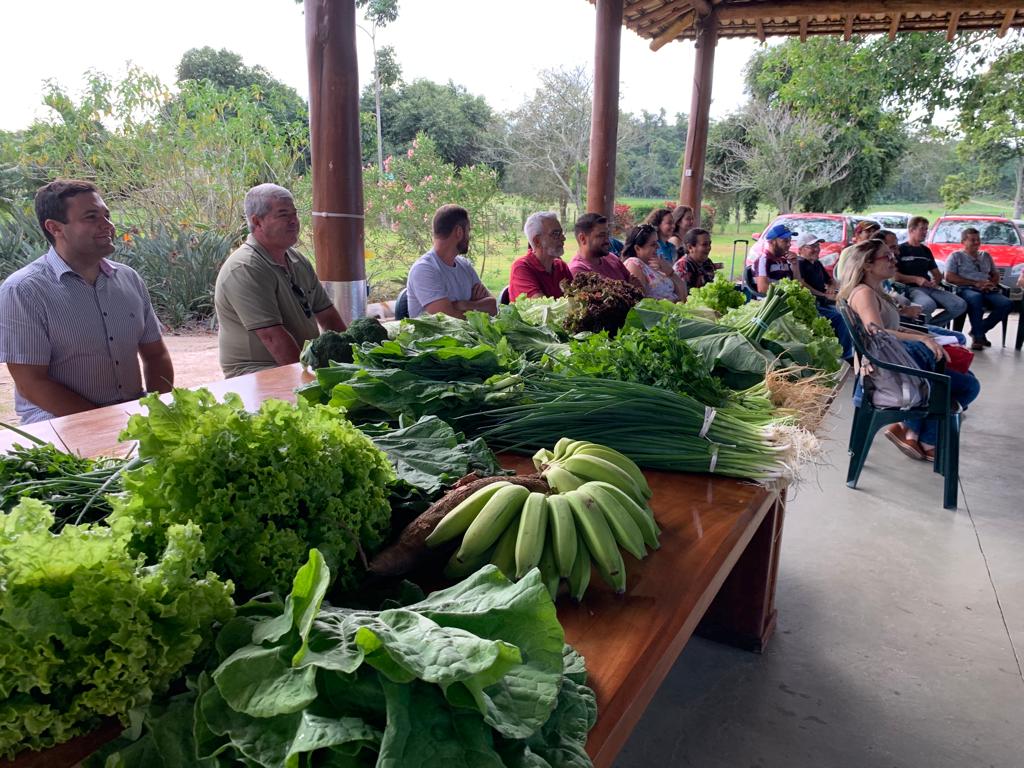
[884,425,926,461]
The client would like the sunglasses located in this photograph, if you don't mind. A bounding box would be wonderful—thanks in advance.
[289,277,313,318]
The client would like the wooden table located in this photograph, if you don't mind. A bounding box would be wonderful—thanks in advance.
[1,364,785,768]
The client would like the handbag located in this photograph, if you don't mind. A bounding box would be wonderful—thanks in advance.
[943,344,974,374]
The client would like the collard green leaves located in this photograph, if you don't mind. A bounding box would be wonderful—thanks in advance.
[101,554,596,768]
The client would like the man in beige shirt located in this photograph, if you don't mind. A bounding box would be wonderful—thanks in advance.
[215,183,346,378]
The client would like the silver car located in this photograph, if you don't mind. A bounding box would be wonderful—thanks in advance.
[867,211,913,242]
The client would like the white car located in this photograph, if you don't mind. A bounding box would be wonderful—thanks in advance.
[866,211,913,242]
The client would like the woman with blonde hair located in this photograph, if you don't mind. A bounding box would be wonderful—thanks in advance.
[840,239,980,461]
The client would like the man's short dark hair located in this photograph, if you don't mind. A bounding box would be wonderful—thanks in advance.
[35,179,99,246]
[907,215,929,231]
[432,204,469,238]
[961,226,980,242]
[574,212,608,238]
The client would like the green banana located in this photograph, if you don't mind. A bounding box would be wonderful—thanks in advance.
[578,483,646,561]
[444,545,493,580]
[546,493,578,578]
[456,483,531,562]
[426,481,512,547]
[594,546,627,594]
[514,492,548,579]
[543,465,584,494]
[569,444,652,500]
[532,447,554,470]
[490,514,520,580]
[586,480,660,550]
[567,531,591,602]
[538,534,561,600]
[552,437,575,460]
[560,454,645,505]
[564,489,622,582]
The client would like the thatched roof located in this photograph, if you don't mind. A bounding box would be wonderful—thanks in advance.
[606,1,1024,50]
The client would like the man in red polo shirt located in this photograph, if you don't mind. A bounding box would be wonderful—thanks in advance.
[508,211,573,299]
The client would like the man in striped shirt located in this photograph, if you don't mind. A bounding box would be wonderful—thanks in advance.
[0,179,173,423]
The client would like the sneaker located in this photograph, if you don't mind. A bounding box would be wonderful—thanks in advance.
[982,337,992,347]
[971,337,985,350]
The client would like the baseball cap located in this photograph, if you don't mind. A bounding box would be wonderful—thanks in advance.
[794,232,825,248]
[763,223,797,241]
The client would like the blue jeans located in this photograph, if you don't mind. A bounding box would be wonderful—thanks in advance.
[817,303,853,360]
[901,339,981,446]
[959,287,1012,339]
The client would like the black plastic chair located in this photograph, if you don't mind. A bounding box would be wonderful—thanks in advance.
[837,300,960,510]
[394,288,409,320]
[499,285,511,305]
[742,265,764,300]
[945,280,1011,346]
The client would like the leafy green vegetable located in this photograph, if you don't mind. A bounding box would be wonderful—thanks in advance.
[100,552,596,768]
[0,499,234,760]
[353,337,507,381]
[562,272,643,336]
[685,272,747,315]
[359,416,507,518]
[300,318,390,370]
[111,388,396,597]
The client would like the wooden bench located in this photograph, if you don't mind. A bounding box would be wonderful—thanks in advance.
[1,365,786,768]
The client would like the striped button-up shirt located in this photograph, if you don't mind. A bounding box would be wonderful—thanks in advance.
[0,248,162,423]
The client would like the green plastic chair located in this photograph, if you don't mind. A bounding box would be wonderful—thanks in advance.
[837,300,960,510]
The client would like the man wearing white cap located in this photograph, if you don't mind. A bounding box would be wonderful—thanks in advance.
[794,232,836,305]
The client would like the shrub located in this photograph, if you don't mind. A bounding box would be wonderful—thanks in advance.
[612,202,634,234]
[0,207,48,280]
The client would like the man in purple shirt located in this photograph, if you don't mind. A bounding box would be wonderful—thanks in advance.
[568,212,640,288]
[0,179,173,423]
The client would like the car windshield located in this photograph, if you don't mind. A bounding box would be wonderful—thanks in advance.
[774,217,843,242]
[933,220,1021,245]
[875,214,909,229]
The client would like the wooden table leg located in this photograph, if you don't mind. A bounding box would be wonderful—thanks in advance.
[695,491,787,653]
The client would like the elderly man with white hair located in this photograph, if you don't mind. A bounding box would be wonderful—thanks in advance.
[508,211,572,300]
[214,183,346,378]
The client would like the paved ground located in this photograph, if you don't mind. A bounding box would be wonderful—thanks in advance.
[615,315,1024,768]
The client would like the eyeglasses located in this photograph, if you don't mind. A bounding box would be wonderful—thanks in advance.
[289,277,313,318]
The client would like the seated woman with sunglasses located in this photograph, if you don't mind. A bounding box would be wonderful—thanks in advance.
[621,224,688,302]
[839,240,981,462]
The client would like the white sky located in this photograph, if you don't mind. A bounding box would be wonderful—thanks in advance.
[0,0,765,132]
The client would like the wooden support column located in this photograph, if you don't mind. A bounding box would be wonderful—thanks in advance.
[586,0,623,221]
[679,12,718,226]
[305,0,366,322]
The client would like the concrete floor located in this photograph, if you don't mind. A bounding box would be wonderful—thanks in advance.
[616,316,1024,768]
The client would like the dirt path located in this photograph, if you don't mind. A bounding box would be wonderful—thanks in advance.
[0,332,224,424]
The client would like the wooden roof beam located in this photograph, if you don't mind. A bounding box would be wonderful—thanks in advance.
[845,13,854,40]
[650,8,696,49]
[691,0,713,14]
[889,12,901,39]
[947,10,961,40]
[718,1,1013,21]
[756,17,766,41]
[998,8,1016,36]
[799,15,808,41]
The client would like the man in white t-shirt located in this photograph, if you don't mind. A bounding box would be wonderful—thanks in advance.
[406,204,497,318]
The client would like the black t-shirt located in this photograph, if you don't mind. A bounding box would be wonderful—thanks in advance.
[897,243,938,278]
[798,258,831,294]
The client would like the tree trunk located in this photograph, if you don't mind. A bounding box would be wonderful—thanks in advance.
[559,194,568,225]
[1014,158,1024,219]
[373,35,385,177]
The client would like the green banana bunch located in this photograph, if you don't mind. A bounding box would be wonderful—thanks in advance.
[426,438,662,601]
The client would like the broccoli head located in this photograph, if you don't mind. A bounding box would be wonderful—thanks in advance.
[300,330,356,370]
[346,317,389,345]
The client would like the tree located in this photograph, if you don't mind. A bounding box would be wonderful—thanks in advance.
[486,66,592,221]
[367,79,493,168]
[356,0,400,176]
[704,113,759,230]
[708,103,854,214]
[615,110,687,198]
[954,44,1024,217]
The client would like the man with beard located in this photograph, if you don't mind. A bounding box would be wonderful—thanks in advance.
[753,222,798,294]
[0,179,173,423]
[508,211,573,299]
[406,204,496,318]
[215,183,345,378]
[568,212,637,286]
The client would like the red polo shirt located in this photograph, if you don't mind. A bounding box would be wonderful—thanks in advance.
[509,249,573,299]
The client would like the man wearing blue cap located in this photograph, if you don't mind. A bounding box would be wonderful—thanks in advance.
[754,223,798,294]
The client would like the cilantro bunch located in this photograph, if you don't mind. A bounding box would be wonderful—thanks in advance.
[111,388,396,597]
[0,498,233,759]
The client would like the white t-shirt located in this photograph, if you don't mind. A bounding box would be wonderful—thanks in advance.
[406,250,483,317]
